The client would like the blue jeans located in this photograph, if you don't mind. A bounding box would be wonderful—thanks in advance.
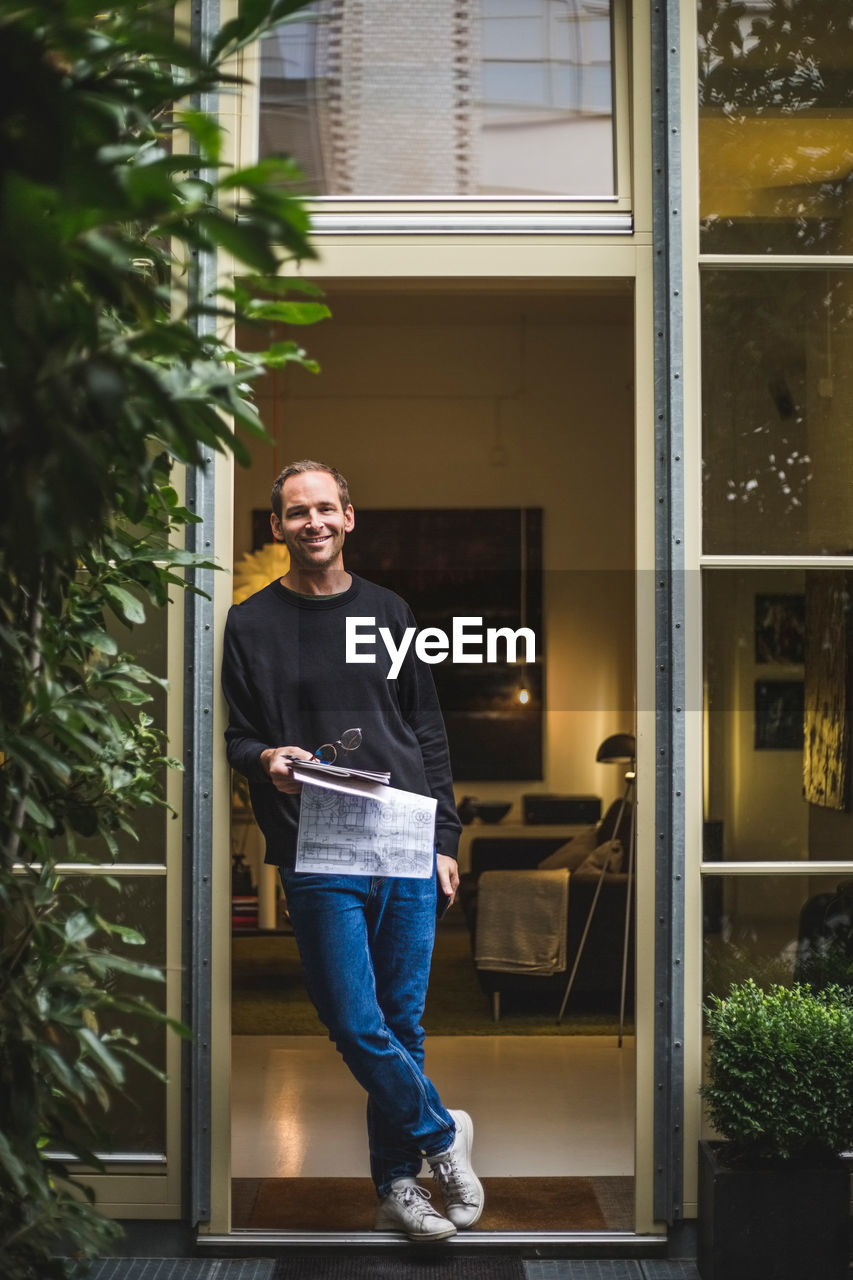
[280,864,456,1196]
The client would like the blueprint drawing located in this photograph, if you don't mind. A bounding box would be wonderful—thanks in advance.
[295,782,436,878]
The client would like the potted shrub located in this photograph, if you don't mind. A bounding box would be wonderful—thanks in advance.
[698,979,853,1280]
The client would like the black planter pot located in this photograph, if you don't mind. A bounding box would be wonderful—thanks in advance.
[697,1139,851,1280]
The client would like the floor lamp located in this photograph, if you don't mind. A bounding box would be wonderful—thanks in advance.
[556,733,636,1047]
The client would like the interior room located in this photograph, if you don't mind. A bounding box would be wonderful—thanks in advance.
[228,282,638,1232]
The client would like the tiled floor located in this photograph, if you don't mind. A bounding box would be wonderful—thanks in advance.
[231,1034,636,1178]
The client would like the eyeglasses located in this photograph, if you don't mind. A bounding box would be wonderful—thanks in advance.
[313,727,362,765]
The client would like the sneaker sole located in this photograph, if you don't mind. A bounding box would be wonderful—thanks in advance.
[374,1214,457,1242]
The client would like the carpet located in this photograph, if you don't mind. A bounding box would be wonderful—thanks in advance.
[232,914,633,1037]
[235,1177,608,1232]
[272,1256,525,1279]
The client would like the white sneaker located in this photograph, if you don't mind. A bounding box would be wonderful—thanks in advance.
[427,1109,485,1229]
[374,1177,457,1242]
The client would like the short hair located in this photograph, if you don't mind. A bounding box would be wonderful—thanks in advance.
[271,460,351,518]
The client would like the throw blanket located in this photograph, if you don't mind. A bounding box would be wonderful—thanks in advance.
[474,868,570,975]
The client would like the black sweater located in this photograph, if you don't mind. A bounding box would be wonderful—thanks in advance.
[221,574,461,869]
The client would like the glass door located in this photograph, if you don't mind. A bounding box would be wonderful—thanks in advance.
[58,603,184,1219]
[225,281,642,1239]
[694,0,853,1217]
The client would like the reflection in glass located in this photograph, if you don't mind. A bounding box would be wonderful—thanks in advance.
[704,569,853,863]
[702,270,853,556]
[698,0,853,253]
[63,876,168,1154]
[258,0,614,197]
[702,874,853,1001]
[57,601,169,865]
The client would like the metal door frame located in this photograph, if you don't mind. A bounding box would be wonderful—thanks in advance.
[184,0,689,1238]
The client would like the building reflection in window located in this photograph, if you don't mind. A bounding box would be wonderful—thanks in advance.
[258,0,615,197]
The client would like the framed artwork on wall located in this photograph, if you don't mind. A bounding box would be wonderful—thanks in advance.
[754,679,804,751]
[755,593,805,664]
[803,572,850,810]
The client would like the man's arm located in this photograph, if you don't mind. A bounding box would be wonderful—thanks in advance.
[401,672,461,861]
[222,613,314,794]
[221,611,274,781]
[393,608,462,891]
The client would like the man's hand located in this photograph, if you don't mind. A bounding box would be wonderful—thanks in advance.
[436,853,459,905]
[261,745,313,794]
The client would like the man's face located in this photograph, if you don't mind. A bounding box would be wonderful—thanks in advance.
[270,470,355,574]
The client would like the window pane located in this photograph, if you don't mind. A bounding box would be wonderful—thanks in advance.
[58,876,168,1155]
[484,0,542,16]
[703,873,853,1001]
[483,61,548,107]
[582,16,613,65]
[704,569,853,863]
[258,0,615,198]
[51,600,170,865]
[702,269,853,556]
[698,0,853,253]
[482,16,544,60]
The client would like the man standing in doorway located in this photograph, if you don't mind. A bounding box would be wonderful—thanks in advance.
[221,459,484,1241]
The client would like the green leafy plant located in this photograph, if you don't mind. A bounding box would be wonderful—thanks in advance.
[0,0,322,1274]
[701,979,853,1165]
[0,869,183,1274]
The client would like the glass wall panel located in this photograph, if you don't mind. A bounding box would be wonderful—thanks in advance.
[61,875,168,1154]
[54,602,169,865]
[702,269,853,556]
[704,569,853,863]
[698,0,853,254]
[703,874,853,1001]
[258,0,615,197]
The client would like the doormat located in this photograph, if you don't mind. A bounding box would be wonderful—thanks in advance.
[238,1177,606,1233]
[272,1256,525,1280]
